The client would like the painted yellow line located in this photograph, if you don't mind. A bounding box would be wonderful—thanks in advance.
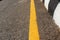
[29,0,40,40]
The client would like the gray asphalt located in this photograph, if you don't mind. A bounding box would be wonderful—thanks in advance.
[0,0,30,40]
[35,0,60,40]
[0,0,60,40]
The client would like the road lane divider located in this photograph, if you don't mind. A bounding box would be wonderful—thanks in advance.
[29,0,40,40]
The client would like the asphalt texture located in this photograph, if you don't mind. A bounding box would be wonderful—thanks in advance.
[35,0,60,40]
[0,0,60,40]
[0,0,30,40]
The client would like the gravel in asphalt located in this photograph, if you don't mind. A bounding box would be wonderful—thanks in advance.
[0,0,30,40]
[35,0,60,40]
[0,0,60,40]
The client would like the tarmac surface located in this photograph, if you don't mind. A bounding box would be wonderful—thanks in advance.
[0,0,30,40]
[0,0,60,40]
[35,0,60,40]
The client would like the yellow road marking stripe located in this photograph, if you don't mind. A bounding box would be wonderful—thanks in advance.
[29,0,40,40]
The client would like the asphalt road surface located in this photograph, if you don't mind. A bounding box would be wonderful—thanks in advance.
[0,0,30,40]
[0,0,60,40]
[35,0,60,40]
